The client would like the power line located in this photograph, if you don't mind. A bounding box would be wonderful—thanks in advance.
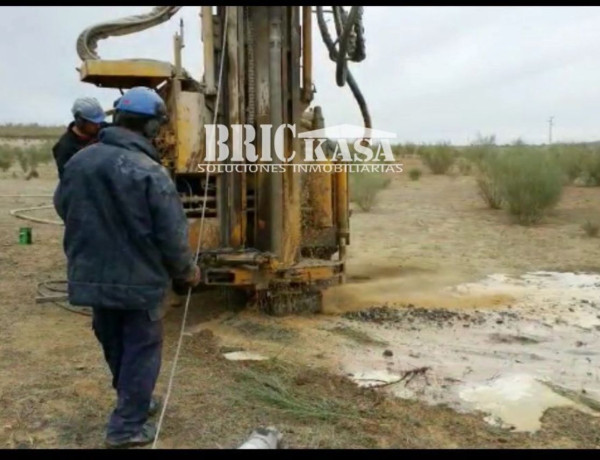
[548,116,554,144]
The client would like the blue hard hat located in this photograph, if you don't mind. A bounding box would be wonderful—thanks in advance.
[72,97,106,124]
[115,87,167,119]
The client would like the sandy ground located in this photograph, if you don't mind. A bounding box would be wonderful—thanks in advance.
[1,159,600,448]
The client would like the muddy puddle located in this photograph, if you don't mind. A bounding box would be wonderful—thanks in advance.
[330,271,600,432]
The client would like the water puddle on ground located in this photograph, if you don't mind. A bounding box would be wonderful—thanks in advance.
[458,374,592,431]
[333,271,600,432]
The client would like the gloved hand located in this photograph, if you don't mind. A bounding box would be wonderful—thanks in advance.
[172,266,201,295]
[186,266,201,287]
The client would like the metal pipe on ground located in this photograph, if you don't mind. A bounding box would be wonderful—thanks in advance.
[238,427,282,449]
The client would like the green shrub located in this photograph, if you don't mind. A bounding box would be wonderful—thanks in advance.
[420,143,457,175]
[549,143,600,186]
[29,141,54,167]
[408,168,422,181]
[575,147,600,186]
[391,144,406,159]
[391,143,420,159]
[0,145,16,172]
[0,140,54,177]
[496,149,563,225]
[475,152,505,210]
[15,150,29,173]
[476,175,504,210]
[464,133,497,167]
[0,123,64,139]
[349,171,391,212]
[0,156,13,172]
[456,157,472,175]
[552,144,587,183]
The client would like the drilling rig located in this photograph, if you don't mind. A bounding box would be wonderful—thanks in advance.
[75,6,370,315]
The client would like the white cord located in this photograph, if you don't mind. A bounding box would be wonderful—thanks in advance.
[151,7,229,449]
[9,204,63,226]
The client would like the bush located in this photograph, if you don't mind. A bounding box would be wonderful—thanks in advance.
[391,143,420,159]
[464,133,497,167]
[0,145,15,172]
[421,143,457,175]
[550,143,600,186]
[408,168,422,181]
[349,171,391,212]
[582,219,600,238]
[476,175,504,210]
[456,157,472,175]
[552,144,588,183]
[0,140,54,177]
[0,156,13,172]
[496,149,563,225]
[475,152,505,210]
[576,147,600,186]
[15,150,29,173]
[0,123,64,139]
[391,144,406,159]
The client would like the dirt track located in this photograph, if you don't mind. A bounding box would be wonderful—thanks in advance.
[1,160,600,448]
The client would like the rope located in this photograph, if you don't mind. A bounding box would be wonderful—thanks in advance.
[151,7,229,449]
[9,204,63,226]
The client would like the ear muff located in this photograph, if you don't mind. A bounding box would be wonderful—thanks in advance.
[143,118,162,139]
[154,101,169,125]
[113,110,122,126]
[142,101,168,138]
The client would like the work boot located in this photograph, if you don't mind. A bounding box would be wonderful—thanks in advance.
[105,422,157,449]
[148,395,162,417]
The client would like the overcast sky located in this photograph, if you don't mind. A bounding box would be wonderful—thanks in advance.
[2,6,600,145]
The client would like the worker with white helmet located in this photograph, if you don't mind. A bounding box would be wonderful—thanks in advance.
[52,97,107,179]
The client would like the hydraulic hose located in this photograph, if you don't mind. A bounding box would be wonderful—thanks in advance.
[76,6,182,61]
[316,6,372,132]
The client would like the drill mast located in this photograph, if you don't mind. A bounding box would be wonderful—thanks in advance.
[76,6,369,314]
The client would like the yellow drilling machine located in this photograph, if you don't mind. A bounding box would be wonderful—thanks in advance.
[75,6,370,315]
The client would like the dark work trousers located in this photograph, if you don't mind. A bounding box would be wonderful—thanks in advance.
[91,307,163,441]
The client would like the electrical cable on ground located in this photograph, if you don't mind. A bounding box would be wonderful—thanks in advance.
[151,7,229,449]
[37,280,92,316]
[3,196,77,314]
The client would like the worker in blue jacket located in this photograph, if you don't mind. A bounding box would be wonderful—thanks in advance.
[54,86,201,448]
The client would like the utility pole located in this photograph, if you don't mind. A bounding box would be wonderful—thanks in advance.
[547,116,554,144]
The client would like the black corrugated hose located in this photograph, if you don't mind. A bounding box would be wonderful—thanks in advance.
[316,6,371,131]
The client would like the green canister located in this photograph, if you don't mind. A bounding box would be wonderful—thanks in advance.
[19,227,32,245]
